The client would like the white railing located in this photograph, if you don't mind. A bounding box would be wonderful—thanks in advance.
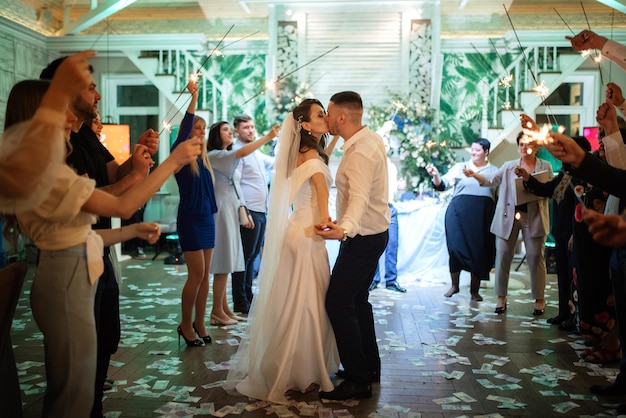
[155,49,226,119]
[486,45,572,128]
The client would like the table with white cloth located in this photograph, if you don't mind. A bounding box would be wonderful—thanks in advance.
[326,198,450,285]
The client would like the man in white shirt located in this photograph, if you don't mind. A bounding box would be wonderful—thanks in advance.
[315,91,390,400]
[232,115,274,314]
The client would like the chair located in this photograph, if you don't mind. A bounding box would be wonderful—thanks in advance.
[151,196,183,262]
[0,262,28,418]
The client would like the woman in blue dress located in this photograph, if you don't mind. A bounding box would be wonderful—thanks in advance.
[173,80,218,347]
[207,120,280,326]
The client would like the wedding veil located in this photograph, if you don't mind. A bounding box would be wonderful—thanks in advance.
[224,112,300,391]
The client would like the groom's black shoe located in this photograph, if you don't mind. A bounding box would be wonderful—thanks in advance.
[319,380,372,400]
[334,369,380,383]
[386,282,406,293]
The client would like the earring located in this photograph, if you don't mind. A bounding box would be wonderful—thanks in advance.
[308,131,312,135]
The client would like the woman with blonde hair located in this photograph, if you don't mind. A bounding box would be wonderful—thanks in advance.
[172,79,218,346]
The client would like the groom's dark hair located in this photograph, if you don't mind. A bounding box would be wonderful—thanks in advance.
[330,91,362,111]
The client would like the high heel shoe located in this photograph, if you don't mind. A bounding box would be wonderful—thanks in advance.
[192,322,212,344]
[494,303,507,314]
[228,314,245,321]
[177,325,204,347]
[532,299,545,316]
[209,314,238,326]
[494,297,507,314]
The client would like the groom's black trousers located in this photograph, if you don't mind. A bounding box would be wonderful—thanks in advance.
[326,230,388,385]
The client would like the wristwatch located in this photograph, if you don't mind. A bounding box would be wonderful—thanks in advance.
[341,228,348,242]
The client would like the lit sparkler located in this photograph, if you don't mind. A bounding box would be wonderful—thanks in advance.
[158,26,235,136]
[532,81,549,98]
[499,73,513,88]
[241,45,339,106]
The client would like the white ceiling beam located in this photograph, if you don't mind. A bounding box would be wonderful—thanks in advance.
[596,0,626,14]
[55,0,137,36]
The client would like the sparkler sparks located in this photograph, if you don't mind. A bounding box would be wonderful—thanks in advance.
[532,81,549,98]
[499,74,513,88]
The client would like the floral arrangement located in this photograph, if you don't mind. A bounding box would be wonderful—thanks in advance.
[367,92,461,192]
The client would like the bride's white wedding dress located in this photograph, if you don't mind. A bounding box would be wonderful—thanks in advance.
[225,158,340,404]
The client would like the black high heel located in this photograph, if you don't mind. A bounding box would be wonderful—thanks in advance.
[192,322,212,344]
[494,303,507,314]
[177,325,204,347]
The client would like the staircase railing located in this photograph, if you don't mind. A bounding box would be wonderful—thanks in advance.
[155,49,227,119]
[486,45,576,129]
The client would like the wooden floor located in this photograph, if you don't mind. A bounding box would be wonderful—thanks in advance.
[12,251,625,418]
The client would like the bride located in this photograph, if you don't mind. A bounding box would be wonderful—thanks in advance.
[224,99,340,404]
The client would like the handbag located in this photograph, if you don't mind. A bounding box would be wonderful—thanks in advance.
[230,178,250,225]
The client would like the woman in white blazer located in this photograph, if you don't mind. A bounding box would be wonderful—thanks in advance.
[465,132,552,315]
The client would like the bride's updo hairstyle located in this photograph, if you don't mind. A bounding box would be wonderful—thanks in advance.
[292,99,329,165]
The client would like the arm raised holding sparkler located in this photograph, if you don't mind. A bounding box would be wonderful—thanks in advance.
[567,30,626,73]
[595,99,626,170]
[606,83,626,117]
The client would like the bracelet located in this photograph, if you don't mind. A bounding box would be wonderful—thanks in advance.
[341,228,348,242]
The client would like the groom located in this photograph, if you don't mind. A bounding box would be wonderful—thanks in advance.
[315,91,390,400]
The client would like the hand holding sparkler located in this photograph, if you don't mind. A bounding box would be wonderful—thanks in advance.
[583,208,626,247]
[606,82,625,106]
[513,166,530,181]
[596,99,619,136]
[425,163,441,186]
[520,114,540,133]
[566,30,607,52]
[130,144,155,177]
[169,137,203,169]
[462,166,485,185]
[136,129,160,156]
[544,132,587,168]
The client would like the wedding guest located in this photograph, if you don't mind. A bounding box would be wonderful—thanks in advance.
[3,75,201,418]
[89,111,103,140]
[426,138,497,301]
[40,55,159,418]
[0,49,95,418]
[465,131,552,315]
[516,132,591,329]
[225,99,339,404]
[172,80,217,347]
[231,114,275,314]
[315,91,389,400]
[207,121,279,326]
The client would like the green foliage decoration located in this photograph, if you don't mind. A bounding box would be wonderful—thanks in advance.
[368,92,461,191]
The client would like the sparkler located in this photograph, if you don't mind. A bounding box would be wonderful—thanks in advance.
[504,4,559,126]
[553,8,575,35]
[241,45,339,106]
[158,26,236,136]
[499,73,513,88]
[580,1,605,87]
